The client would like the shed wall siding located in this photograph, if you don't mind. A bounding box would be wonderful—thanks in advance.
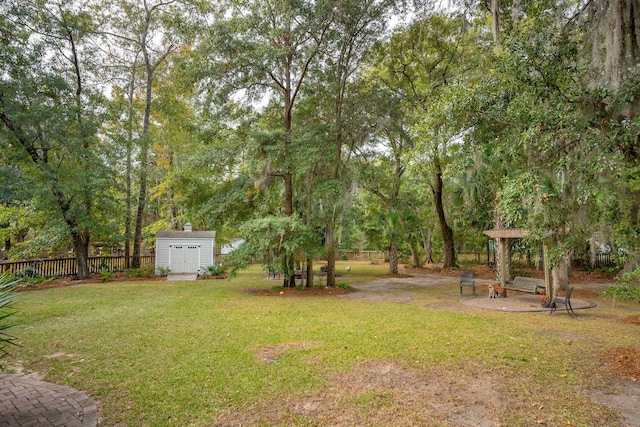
[155,237,216,273]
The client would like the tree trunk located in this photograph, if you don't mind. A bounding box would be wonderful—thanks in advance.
[326,219,336,287]
[72,229,90,280]
[133,66,154,269]
[282,60,295,287]
[132,164,147,269]
[432,164,456,267]
[410,239,420,268]
[282,170,296,287]
[491,0,500,50]
[124,149,132,269]
[325,112,344,288]
[283,252,296,287]
[589,234,597,268]
[305,165,318,287]
[389,238,399,274]
[605,0,626,88]
[422,227,433,264]
[133,26,158,270]
[124,55,137,270]
[552,250,571,294]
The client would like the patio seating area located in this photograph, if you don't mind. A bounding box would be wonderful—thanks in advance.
[460,293,597,313]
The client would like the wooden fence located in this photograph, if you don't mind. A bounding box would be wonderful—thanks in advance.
[337,251,386,261]
[0,256,155,278]
[572,253,616,269]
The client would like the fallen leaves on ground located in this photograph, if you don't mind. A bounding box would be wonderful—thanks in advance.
[602,347,640,381]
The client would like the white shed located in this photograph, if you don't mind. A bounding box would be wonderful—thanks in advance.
[220,238,245,255]
[155,223,216,275]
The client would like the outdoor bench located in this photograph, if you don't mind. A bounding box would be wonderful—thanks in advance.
[504,276,545,294]
[267,266,281,279]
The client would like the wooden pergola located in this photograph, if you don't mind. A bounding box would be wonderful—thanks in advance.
[483,229,552,298]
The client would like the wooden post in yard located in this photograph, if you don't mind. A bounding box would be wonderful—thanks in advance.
[499,237,507,288]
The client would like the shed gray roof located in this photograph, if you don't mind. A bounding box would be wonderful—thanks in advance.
[156,230,216,238]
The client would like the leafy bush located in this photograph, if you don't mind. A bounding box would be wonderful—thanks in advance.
[99,256,111,272]
[201,264,226,277]
[337,282,351,290]
[0,273,19,365]
[100,269,115,282]
[125,266,155,278]
[125,268,144,278]
[603,268,640,302]
[155,266,171,276]
[14,265,46,286]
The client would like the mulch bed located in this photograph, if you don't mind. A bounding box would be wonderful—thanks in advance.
[602,347,640,381]
[620,315,640,325]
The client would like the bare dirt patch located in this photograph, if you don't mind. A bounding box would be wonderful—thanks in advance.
[255,342,318,363]
[213,360,504,427]
[602,347,640,381]
[377,273,414,279]
[620,315,640,325]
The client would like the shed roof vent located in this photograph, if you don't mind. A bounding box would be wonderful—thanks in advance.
[184,222,192,232]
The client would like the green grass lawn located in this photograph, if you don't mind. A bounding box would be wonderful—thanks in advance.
[6,262,639,426]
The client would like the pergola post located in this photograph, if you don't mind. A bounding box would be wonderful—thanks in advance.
[498,237,507,287]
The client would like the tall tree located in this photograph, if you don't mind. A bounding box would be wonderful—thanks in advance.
[98,0,184,268]
[310,0,396,285]
[369,14,479,267]
[357,91,413,274]
[460,0,640,291]
[198,0,334,286]
[0,1,111,278]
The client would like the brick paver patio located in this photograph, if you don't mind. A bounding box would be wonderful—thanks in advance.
[0,373,98,426]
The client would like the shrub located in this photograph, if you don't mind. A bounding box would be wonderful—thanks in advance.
[0,273,19,365]
[100,269,115,282]
[125,266,156,278]
[14,264,46,286]
[201,264,226,277]
[155,266,171,276]
[603,268,640,303]
[125,268,143,278]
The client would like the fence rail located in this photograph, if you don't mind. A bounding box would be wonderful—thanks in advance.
[0,256,155,278]
[572,253,616,269]
[338,251,386,261]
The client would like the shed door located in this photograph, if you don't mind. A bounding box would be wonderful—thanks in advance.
[170,245,200,273]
